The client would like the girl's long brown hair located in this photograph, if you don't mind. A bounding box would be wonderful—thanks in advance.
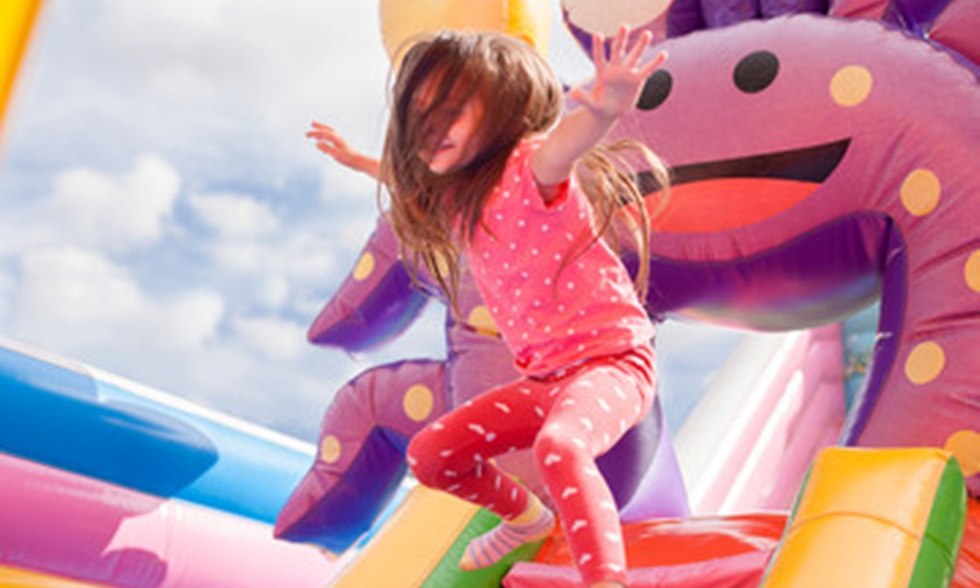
[380,30,669,314]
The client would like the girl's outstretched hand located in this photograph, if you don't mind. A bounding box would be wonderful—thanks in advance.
[306,121,381,179]
[570,26,667,121]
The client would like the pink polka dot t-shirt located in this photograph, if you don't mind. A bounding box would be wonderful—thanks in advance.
[464,137,655,378]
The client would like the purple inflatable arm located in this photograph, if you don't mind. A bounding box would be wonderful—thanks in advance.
[307,216,432,351]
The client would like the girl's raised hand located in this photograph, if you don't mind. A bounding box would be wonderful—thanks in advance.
[307,121,360,167]
[570,26,667,121]
[306,121,381,179]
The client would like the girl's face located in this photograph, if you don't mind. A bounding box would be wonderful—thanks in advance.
[415,80,484,175]
[422,98,483,174]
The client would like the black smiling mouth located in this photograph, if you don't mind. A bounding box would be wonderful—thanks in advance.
[638,139,851,193]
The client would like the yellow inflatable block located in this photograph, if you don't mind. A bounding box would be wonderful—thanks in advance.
[0,0,43,133]
[379,0,551,63]
[762,447,967,588]
[0,565,101,588]
[331,483,541,587]
[331,485,481,587]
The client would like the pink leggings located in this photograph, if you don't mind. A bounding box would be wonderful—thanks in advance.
[407,345,655,585]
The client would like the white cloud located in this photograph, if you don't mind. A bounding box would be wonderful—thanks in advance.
[81,0,391,175]
[232,315,307,361]
[188,191,280,238]
[0,270,12,326]
[154,289,226,349]
[279,230,349,278]
[47,155,180,252]
[199,229,336,283]
[16,246,145,323]
[316,159,386,204]
[255,276,291,309]
[13,246,224,351]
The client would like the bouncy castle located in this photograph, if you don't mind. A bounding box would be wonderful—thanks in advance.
[276,0,978,586]
[1,0,977,586]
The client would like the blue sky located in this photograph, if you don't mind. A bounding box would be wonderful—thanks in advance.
[0,0,743,442]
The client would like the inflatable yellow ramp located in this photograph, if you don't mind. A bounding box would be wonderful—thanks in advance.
[762,447,967,587]
[331,485,542,587]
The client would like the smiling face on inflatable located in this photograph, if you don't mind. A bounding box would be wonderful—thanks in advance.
[611,15,978,489]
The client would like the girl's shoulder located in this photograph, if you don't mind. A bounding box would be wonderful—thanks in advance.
[517,133,547,152]
[499,135,542,183]
[502,134,546,174]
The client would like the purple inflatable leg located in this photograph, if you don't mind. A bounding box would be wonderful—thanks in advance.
[618,398,691,522]
[274,359,448,552]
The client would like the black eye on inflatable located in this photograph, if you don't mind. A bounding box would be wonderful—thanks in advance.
[734,51,779,93]
[637,69,672,111]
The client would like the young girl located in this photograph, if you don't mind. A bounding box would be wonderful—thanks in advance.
[310,26,667,588]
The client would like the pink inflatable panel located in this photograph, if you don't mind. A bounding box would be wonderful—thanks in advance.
[0,454,336,588]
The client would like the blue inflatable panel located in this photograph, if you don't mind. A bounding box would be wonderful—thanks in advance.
[0,338,313,523]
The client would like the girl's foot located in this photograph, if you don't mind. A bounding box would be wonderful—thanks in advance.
[459,498,555,570]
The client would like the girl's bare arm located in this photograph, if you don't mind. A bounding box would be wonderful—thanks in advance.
[531,26,666,202]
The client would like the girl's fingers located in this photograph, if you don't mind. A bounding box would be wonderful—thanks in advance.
[611,25,627,62]
[591,33,606,70]
[306,129,335,141]
[309,122,340,137]
[624,30,652,67]
[568,85,586,104]
[638,50,668,78]
[307,125,346,143]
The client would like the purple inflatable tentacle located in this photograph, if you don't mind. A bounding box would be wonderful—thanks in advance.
[307,217,431,352]
[882,0,952,35]
[758,0,828,17]
[308,267,429,351]
[927,0,980,70]
[667,0,708,37]
[560,6,595,54]
[275,359,448,551]
[700,0,762,28]
[838,223,906,445]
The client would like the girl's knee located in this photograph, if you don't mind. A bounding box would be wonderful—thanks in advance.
[533,424,581,468]
[406,427,444,486]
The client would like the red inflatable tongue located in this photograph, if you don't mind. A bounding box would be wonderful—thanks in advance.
[642,178,820,233]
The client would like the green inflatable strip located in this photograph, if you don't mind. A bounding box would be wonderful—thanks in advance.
[758,465,812,584]
[908,457,968,588]
[423,508,546,588]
